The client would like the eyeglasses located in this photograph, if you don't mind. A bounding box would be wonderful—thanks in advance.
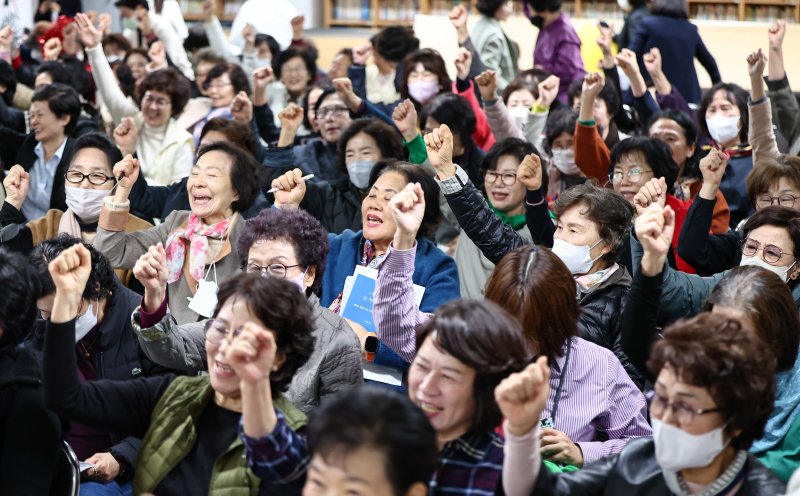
[484,171,518,187]
[204,318,243,346]
[206,81,233,90]
[65,170,114,186]
[755,194,800,209]
[245,262,303,278]
[741,238,793,265]
[611,167,652,184]
[142,93,171,108]
[646,390,724,426]
[317,105,349,120]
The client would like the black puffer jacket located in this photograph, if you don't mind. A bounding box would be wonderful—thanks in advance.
[443,170,644,388]
[33,277,173,481]
[501,437,785,495]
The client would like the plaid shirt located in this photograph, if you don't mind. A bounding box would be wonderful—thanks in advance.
[429,430,504,495]
[240,411,309,484]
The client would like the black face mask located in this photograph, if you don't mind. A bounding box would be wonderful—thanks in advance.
[530,15,545,28]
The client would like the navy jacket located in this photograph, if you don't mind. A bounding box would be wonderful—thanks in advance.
[629,15,721,104]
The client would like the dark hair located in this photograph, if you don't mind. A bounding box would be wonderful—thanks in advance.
[336,118,405,175]
[0,59,18,104]
[196,141,261,213]
[477,0,510,16]
[481,138,549,193]
[416,299,530,433]
[66,133,123,174]
[698,82,749,144]
[544,108,578,154]
[60,57,94,102]
[273,47,317,84]
[313,86,338,115]
[307,386,437,496]
[36,61,76,89]
[610,136,679,194]
[254,33,281,60]
[236,208,329,296]
[113,61,137,98]
[650,0,689,18]
[102,33,132,54]
[124,48,150,67]
[136,68,192,116]
[0,248,43,350]
[370,26,419,63]
[368,161,442,239]
[31,235,115,301]
[704,266,800,372]
[213,273,315,395]
[419,93,476,147]
[741,206,800,259]
[648,312,776,450]
[302,82,327,130]
[525,0,563,13]
[567,78,620,118]
[203,62,251,96]
[31,83,82,136]
[746,155,800,206]
[400,49,452,105]
[485,245,579,361]
[501,79,536,105]
[200,118,257,156]
[648,109,699,172]
[552,182,635,265]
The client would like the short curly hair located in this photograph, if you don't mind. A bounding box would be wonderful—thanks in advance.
[214,273,315,396]
[370,26,419,63]
[416,299,530,433]
[236,208,329,296]
[0,248,43,350]
[477,0,510,17]
[136,68,192,116]
[648,312,776,451]
[30,235,115,301]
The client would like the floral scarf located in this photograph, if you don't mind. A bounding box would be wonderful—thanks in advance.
[164,213,232,284]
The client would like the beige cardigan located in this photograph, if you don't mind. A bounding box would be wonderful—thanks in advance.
[95,208,245,325]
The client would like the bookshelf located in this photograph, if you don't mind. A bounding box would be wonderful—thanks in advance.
[179,0,243,22]
[324,0,798,27]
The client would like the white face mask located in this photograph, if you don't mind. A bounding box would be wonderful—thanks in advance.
[287,268,308,293]
[408,81,440,104]
[706,114,740,145]
[552,238,603,275]
[740,254,796,283]
[65,185,109,223]
[75,301,98,342]
[346,160,375,189]
[653,418,730,474]
[508,106,530,129]
[617,0,630,10]
[552,149,581,176]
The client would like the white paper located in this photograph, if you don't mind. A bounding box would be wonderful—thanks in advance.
[79,462,94,473]
[362,361,403,386]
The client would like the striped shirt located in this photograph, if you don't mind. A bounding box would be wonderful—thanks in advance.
[373,246,652,464]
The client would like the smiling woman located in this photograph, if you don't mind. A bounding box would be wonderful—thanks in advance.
[93,141,261,324]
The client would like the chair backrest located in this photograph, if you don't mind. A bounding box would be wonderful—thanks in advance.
[50,440,80,496]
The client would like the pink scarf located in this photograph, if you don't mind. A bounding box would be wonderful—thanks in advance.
[164,213,231,284]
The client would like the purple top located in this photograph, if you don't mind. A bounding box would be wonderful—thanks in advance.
[373,245,652,463]
[533,13,585,102]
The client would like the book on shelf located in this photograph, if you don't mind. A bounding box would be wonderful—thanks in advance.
[691,3,738,20]
[744,4,797,21]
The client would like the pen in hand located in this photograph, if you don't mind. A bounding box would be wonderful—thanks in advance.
[266,173,314,194]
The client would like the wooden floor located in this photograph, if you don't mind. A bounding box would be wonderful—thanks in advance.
[309,15,800,91]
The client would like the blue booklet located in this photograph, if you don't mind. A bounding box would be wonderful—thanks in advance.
[340,273,377,332]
